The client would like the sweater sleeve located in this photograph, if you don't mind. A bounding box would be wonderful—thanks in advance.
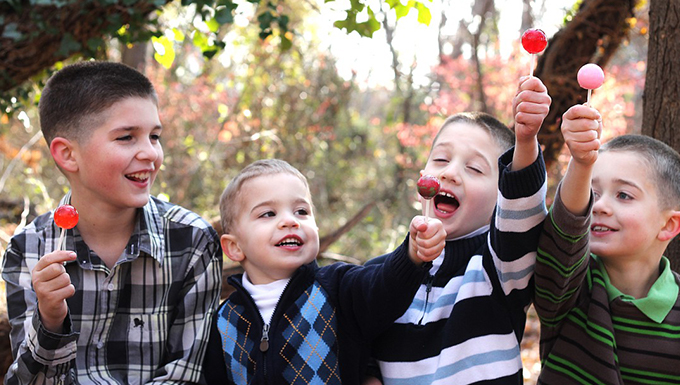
[489,145,548,307]
[534,184,592,328]
[316,239,429,341]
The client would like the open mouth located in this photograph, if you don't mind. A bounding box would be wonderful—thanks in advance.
[126,172,151,183]
[276,236,303,247]
[434,192,459,214]
[591,225,616,233]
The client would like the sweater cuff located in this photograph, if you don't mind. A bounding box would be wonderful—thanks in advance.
[498,144,547,200]
[549,183,592,239]
[386,235,431,282]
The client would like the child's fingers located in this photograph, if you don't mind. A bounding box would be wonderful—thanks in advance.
[518,76,548,93]
[34,251,77,272]
[563,105,601,121]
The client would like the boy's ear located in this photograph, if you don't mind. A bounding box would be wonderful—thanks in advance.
[221,234,245,263]
[658,210,680,242]
[49,137,79,173]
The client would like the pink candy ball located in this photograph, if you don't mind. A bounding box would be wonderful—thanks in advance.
[577,63,605,90]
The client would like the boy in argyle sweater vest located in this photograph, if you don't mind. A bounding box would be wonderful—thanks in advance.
[202,159,447,384]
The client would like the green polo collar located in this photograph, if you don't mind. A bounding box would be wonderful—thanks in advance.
[597,256,678,323]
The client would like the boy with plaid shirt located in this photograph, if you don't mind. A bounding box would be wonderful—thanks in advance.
[2,61,222,384]
[202,159,446,384]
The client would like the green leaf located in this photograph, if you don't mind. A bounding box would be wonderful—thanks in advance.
[152,35,175,69]
[280,34,292,50]
[214,7,234,24]
[414,2,432,25]
[57,33,81,56]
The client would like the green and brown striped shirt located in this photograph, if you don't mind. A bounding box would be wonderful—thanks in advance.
[535,187,680,385]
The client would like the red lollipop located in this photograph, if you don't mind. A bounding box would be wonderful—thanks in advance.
[417,175,440,220]
[55,204,78,251]
[521,28,547,77]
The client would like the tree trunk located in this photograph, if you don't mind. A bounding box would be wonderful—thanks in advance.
[641,0,680,271]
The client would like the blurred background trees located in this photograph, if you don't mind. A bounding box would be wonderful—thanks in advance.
[0,0,663,382]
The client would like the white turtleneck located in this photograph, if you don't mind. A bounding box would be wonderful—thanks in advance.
[242,272,290,325]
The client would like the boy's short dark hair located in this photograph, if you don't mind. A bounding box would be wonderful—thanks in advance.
[39,61,158,145]
[219,159,310,234]
[601,134,680,210]
[433,112,515,153]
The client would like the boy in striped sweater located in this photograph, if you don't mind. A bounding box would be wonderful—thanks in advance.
[365,76,551,384]
[535,105,680,384]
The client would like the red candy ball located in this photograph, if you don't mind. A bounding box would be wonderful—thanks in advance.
[54,204,79,229]
[417,175,441,200]
[521,28,547,54]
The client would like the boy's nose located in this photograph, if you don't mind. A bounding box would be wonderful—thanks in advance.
[439,164,461,185]
[136,139,161,161]
[278,214,300,229]
[592,195,612,216]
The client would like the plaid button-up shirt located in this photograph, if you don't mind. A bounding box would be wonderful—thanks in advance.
[2,194,222,385]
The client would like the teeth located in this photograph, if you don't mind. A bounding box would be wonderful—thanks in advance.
[438,192,455,199]
[591,226,611,232]
[278,237,301,246]
[127,172,150,180]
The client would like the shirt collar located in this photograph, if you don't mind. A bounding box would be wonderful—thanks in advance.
[59,192,165,265]
[597,256,678,323]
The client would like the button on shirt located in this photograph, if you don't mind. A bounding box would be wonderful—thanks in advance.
[2,194,222,385]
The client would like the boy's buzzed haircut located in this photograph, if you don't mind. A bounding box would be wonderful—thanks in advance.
[39,61,158,145]
[434,112,515,153]
[601,134,680,210]
[219,159,310,234]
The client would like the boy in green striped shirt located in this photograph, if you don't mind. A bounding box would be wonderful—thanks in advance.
[535,104,680,384]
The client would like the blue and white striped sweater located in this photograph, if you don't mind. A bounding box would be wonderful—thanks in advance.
[369,148,547,385]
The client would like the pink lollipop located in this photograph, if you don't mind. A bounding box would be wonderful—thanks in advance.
[521,29,547,77]
[577,63,605,106]
[55,204,78,251]
[417,174,441,220]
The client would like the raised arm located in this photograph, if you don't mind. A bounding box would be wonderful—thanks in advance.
[559,104,602,215]
[534,104,601,332]
[511,76,551,171]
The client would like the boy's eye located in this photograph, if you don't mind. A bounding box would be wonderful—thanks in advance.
[433,158,449,163]
[116,135,132,141]
[467,166,483,174]
[616,192,632,200]
[295,208,309,216]
[151,134,161,141]
[259,211,275,218]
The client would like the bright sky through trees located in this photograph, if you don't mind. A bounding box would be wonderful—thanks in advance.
[315,0,576,88]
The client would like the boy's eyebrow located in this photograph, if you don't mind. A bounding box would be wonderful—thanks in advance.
[432,141,494,166]
[111,124,163,132]
[593,177,643,191]
[249,198,311,213]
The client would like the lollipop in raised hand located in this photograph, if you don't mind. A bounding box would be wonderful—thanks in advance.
[521,28,547,77]
[54,204,78,251]
[417,174,441,221]
[577,63,605,107]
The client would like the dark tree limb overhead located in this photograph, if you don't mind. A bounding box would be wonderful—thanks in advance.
[0,1,167,93]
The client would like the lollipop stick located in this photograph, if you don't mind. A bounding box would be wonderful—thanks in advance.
[586,89,592,107]
[57,228,66,251]
[424,201,430,223]
[529,54,535,77]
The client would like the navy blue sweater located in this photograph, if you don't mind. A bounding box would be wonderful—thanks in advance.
[202,241,429,385]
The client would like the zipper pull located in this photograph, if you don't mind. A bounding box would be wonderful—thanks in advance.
[260,323,270,352]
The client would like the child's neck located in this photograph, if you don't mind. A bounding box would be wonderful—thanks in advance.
[73,201,138,269]
[602,257,662,299]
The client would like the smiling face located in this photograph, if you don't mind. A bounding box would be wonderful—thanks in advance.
[590,151,673,262]
[68,96,163,214]
[421,122,504,239]
[222,173,320,284]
